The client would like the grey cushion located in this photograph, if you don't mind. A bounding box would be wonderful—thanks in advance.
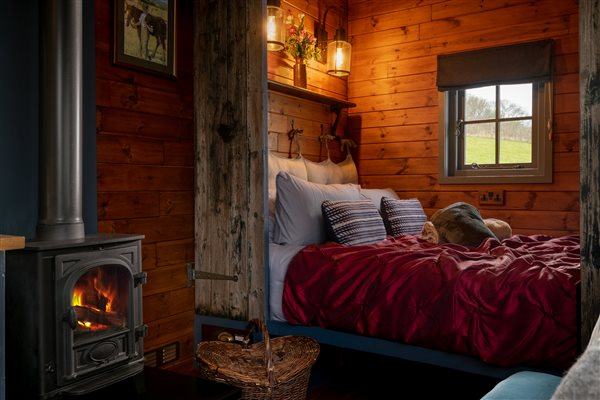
[359,187,399,211]
[273,172,361,245]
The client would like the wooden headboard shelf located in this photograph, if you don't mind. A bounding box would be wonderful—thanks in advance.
[267,80,356,138]
[267,80,355,109]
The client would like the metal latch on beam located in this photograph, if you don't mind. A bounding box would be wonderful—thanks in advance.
[187,263,238,287]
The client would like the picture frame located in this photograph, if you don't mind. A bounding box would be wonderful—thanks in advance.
[113,0,176,78]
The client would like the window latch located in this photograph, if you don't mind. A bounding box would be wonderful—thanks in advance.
[455,119,464,137]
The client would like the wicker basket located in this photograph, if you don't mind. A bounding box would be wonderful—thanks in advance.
[196,319,320,400]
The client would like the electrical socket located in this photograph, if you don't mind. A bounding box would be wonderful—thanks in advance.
[479,190,504,205]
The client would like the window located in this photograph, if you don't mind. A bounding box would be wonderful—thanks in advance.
[437,40,553,184]
[440,81,552,183]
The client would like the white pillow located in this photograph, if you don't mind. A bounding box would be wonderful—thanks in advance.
[304,154,358,185]
[268,189,276,242]
[273,172,361,245]
[268,153,308,192]
[360,187,400,210]
[338,153,358,184]
[304,158,344,184]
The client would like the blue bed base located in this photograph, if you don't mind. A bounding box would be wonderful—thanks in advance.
[194,314,560,380]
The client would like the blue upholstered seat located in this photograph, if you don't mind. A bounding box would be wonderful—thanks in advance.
[481,371,562,400]
[481,313,600,400]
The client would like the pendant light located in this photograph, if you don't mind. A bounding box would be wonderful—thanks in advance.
[326,25,351,76]
[315,4,351,76]
[266,0,285,51]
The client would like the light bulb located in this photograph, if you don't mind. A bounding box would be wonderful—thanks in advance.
[266,4,284,51]
[267,16,276,41]
[335,47,344,69]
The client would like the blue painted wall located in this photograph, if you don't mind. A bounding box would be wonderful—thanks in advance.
[0,1,97,239]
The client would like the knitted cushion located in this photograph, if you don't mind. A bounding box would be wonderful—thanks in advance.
[380,197,427,236]
[321,200,387,246]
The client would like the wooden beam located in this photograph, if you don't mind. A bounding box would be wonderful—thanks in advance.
[193,0,266,320]
[580,0,600,347]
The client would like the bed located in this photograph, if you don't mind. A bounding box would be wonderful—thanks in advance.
[266,155,580,378]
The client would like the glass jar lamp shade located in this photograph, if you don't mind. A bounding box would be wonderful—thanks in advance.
[266,3,285,51]
[326,28,351,76]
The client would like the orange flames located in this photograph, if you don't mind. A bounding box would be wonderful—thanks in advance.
[72,269,119,332]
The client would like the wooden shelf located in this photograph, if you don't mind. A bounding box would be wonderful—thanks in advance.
[267,80,356,111]
[267,80,355,137]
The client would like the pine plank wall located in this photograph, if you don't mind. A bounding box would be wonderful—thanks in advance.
[347,0,580,236]
[95,0,196,372]
[93,0,580,373]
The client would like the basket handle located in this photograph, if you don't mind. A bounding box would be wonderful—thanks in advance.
[246,319,276,387]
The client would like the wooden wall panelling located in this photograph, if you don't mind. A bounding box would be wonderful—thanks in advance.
[145,311,195,352]
[348,0,580,236]
[96,108,193,140]
[348,0,444,20]
[268,91,346,161]
[350,12,575,67]
[144,288,195,322]
[98,192,160,220]
[143,244,158,272]
[194,0,265,320]
[419,1,577,40]
[95,0,195,372]
[97,133,165,165]
[579,0,600,348]
[430,0,534,20]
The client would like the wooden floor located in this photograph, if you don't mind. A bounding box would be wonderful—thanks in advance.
[169,344,500,399]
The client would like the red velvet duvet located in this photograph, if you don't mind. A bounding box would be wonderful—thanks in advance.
[283,234,580,369]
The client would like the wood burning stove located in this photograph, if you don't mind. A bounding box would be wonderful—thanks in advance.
[6,235,147,398]
[4,1,148,397]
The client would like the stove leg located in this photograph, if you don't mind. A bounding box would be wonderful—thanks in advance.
[131,371,147,395]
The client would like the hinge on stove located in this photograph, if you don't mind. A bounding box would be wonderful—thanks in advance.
[134,271,147,287]
[136,324,148,339]
[186,263,238,287]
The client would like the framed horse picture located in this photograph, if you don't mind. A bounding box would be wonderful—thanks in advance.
[113,0,176,78]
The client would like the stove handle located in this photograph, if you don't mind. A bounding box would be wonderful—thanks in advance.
[134,272,148,287]
[64,307,78,330]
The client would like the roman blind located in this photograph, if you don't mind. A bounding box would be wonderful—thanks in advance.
[437,40,553,91]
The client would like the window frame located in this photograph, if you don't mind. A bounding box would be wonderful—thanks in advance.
[439,81,553,184]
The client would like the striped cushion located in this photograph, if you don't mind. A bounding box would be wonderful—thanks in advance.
[380,197,427,236]
[321,200,387,246]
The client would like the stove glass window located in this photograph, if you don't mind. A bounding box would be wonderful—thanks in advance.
[71,265,129,335]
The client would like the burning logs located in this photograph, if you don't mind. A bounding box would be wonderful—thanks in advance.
[74,305,126,331]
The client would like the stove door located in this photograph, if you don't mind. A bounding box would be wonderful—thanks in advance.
[55,245,142,385]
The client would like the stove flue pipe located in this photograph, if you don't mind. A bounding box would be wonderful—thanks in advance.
[37,0,85,240]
